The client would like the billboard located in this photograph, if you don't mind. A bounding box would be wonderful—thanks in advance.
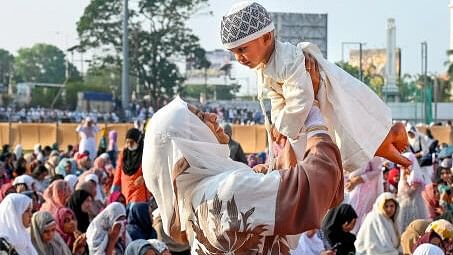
[270,12,328,58]
[348,48,402,78]
[185,49,234,85]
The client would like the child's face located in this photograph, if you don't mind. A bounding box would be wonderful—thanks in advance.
[230,33,273,68]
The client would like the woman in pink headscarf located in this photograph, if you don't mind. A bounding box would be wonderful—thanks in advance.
[40,180,71,215]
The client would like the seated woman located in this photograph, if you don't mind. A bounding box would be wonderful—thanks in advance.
[142,97,345,253]
[55,207,87,255]
[30,211,72,255]
[0,193,38,255]
[67,190,94,233]
[125,239,157,255]
[400,219,431,255]
[355,192,401,255]
[413,219,453,254]
[320,203,358,255]
[86,202,131,255]
[127,202,157,241]
[40,180,71,215]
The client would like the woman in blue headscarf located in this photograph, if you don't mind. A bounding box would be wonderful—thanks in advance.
[126,203,157,241]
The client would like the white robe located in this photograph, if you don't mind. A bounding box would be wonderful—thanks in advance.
[355,193,401,255]
[257,40,392,172]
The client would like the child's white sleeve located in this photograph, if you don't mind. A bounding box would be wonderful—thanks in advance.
[273,56,314,140]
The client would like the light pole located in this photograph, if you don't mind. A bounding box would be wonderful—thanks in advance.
[341,42,365,82]
[122,0,130,117]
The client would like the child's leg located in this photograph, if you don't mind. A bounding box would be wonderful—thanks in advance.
[375,122,412,167]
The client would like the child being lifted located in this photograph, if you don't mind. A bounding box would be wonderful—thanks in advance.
[220,1,411,171]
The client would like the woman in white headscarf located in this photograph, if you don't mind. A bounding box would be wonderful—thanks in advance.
[13,174,35,192]
[397,152,429,233]
[86,202,130,255]
[76,116,99,161]
[413,243,445,255]
[355,192,401,255]
[30,211,72,255]
[0,193,38,255]
[142,97,344,254]
[14,144,23,159]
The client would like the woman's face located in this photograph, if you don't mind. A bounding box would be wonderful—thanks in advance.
[440,169,451,183]
[342,218,357,232]
[64,163,72,174]
[188,105,229,144]
[22,206,33,228]
[81,196,94,214]
[144,250,157,255]
[430,236,442,247]
[433,185,441,200]
[383,200,397,218]
[41,223,57,243]
[63,214,77,234]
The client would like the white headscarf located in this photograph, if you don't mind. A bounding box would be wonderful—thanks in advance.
[85,173,104,202]
[355,192,400,255]
[14,144,23,159]
[86,202,130,255]
[30,211,72,255]
[64,174,78,192]
[13,174,35,191]
[0,193,38,255]
[402,152,425,185]
[142,97,280,238]
[413,243,445,255]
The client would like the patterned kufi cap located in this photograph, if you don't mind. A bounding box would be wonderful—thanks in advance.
[221,1,274,49]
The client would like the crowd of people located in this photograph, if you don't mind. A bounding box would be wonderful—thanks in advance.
[0,102,266,125]
[0,111,451,255]
[0,120,178,255]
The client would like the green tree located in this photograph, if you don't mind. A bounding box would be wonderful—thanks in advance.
[77,0,209,108]
[0,49,14,87]
[14,44,67,83]
[335,61,360,79]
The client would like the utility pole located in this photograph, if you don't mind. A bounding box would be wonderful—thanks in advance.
[122,0,130,117]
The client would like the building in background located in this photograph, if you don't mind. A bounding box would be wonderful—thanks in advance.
[270,12,328,58]
[348,48,401,78]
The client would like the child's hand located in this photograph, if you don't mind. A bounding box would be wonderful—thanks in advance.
[270,125,286,146]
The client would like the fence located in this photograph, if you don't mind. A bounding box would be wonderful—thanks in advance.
[0,123,451,154]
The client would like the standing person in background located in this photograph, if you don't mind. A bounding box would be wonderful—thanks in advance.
[76,117,99,161]
[397,153,428,233]
[345,156,384,234]
[222,123,248,164]
[107,130,119,168]
[407,125,435,184]
[97,128,108,157]
[112,128,150,205]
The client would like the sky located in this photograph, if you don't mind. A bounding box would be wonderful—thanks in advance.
[0,0,450,78]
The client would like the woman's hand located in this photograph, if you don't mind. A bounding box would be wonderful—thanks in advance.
[72,233,87,255]
[108,222,122,242]
[253,164,268,174]
[345,176,364,192]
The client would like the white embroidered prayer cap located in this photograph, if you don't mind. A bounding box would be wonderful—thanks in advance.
[221,1,274,49]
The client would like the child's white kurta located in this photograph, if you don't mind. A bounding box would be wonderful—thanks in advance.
[257,40,392,172]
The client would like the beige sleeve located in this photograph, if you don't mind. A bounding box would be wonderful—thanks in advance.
[274,134,344,235]
[273,56,314,139]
